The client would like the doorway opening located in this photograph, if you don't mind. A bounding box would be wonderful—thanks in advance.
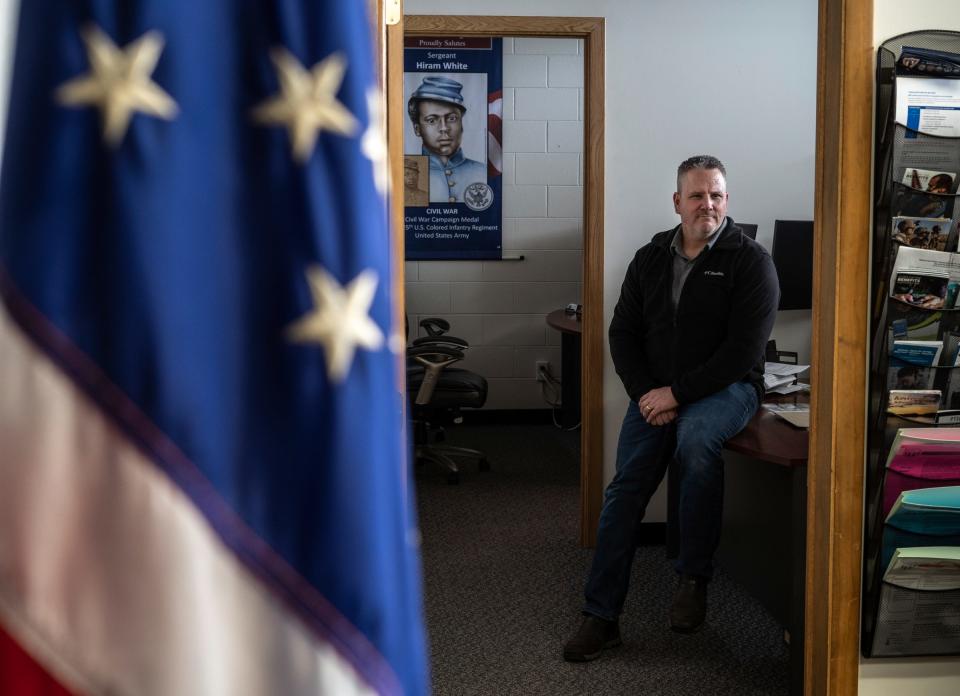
[391,15,605,545]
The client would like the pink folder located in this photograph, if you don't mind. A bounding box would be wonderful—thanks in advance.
[883,451,960,518]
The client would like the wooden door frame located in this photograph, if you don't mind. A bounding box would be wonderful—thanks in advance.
[381,2,875,694]
[807,0,873,693]
[389,15,605,547]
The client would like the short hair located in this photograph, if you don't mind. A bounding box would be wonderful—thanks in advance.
[676,155,726,191]
[407,98,465,126]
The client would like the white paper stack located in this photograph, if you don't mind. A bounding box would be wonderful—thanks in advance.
[763,362,810,395]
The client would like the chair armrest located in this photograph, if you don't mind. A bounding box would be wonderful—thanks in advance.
[408,345,464,405]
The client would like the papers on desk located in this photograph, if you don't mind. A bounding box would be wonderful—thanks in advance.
[767,382,808,395]
[763,362,810,394]
[764,402,810,428]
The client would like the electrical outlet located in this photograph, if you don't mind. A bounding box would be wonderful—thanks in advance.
[535,360,550,382]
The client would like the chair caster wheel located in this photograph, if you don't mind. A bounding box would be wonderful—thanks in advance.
[478,458,490,472]
[446,472,460,485]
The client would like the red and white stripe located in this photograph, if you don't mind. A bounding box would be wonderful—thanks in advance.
[0,622,76,695]
[0,299,377,696]
[487,89,502,178]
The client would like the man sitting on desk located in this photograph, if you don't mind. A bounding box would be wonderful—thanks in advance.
[563,155,780,661]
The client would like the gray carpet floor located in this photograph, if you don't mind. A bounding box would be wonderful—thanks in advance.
[415,422,789,696]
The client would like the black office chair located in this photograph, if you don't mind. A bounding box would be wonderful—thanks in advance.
[407,317,489,484]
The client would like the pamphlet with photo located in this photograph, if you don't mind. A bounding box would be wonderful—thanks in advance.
[901,168,956,193]
[887,339,943,391]
[887,389,942,416]
[890,216,952,251]
[891,270,949,309]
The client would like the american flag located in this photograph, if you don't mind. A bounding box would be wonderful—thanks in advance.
[0,1,427,695]
[487,88,502,178]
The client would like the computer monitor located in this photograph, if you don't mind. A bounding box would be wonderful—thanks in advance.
[771,220,814,310]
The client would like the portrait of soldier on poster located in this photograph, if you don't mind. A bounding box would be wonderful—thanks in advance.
[403,37,503,261]
[405,75,488,205]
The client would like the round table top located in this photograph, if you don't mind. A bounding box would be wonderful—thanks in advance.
[546,308,582,335]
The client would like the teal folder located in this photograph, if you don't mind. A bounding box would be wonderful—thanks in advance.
[882,486,960,571]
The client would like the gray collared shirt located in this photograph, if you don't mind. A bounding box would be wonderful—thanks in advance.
[670,218,727,311]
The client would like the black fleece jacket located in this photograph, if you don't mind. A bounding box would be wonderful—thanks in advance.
[609,218,780,405]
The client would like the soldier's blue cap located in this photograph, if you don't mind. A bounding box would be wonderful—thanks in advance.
[409,76,467,112]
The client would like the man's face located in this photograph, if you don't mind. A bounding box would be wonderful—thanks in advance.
[673,168,728,241]
[413,100,464,158]
[404,167,419,188]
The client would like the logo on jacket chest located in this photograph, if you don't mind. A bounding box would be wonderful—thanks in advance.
[703,270,725,277]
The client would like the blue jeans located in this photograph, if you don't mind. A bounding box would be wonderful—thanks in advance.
[583,380,759,621]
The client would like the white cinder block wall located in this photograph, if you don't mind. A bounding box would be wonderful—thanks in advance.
[405,37,584,410]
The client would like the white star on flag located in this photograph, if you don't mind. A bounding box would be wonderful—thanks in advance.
[287,266,384,381]
[55,24,178,147]
[253,49,359,163]
[362,89,389,196]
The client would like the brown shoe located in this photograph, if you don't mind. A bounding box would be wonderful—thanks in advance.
[670,574,708,633]
[563,615,621,662]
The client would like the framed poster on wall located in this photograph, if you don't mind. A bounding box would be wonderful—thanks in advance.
[403,36,502,260]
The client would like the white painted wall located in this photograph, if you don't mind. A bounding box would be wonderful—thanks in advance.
[859,7,960,695]
[406,0,817,521]
[405,37,585,410]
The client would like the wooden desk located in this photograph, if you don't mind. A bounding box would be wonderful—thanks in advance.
[546,309,582,428]
[666,396,808,695]
[724,403,809,466]
[722,399,807,696]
